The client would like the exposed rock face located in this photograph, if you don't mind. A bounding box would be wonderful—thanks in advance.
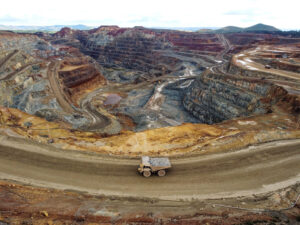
[183,73,273,124]
[1,27,300,134]
[46,27,300,130]
[53,26,223,75]
[0,27,300,156]
[57,57,107,106]
[53,27,74,38]
[59,65,101,88]
[225,33,300,54]
[92,32,167,73]
[78,27,175,74]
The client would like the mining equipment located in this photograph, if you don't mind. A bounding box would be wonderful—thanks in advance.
[138,156,171,177]
[265,65,271,69]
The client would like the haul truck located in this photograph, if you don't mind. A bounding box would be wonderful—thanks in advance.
[138,156,171,177]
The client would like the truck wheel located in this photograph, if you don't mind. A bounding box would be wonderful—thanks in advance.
[158,170,166,177]
[143,170,151,177]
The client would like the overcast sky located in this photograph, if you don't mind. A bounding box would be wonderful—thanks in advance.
[0,0,299,29]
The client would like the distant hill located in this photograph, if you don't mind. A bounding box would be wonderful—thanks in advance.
[0,24,94,32]
[212,26,244,33]
[152,27,219,32]
[197,28,214,33]
[0,23,281,34]
[198,23,281,34]
[244,23,280,32]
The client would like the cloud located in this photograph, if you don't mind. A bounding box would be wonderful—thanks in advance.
[0,0,299,29]
[128,17,179,27]
[0,15,23,23]
[224,10,256,16]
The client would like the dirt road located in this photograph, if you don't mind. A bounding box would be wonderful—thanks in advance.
[216,34,232,60]
[233,47,300,81]
[0,49,19,70]
[0,136,299,200]
[47,61,75,113]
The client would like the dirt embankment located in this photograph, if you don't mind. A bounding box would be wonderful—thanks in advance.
[0,104,300,156]
[0,179,299,224]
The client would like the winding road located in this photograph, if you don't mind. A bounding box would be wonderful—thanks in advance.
[47,61,75,113]
[48,61,115,132]
[0,135,299,200]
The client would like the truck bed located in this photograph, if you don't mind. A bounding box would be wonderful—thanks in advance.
[142,156,171,168]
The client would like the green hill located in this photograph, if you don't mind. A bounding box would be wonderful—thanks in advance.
[214,26,244,33]
[200,23,281,34]
[244,23,280,32]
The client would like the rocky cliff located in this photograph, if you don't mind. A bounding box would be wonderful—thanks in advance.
[57,58,106,105]
[59,64,101,88]
[183,73,274,124]
[51,26,224,76]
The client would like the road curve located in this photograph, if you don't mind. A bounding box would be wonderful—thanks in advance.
[0,135,299,200]
[47,61,75,113]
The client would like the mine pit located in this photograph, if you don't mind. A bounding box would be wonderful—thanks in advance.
[0,27,299,151]
[0,24,300,224]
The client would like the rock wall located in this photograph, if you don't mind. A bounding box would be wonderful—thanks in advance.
[70,26,223,74]
[57,58,107,105]
[58,65,100,88]
[183,73,273,124]
[79,28,173,73]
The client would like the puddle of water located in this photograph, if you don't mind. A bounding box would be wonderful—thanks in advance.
[103,94,122,105]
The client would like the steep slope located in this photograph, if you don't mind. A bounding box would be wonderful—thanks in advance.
[51,26,224,75]
[183,73,274,124]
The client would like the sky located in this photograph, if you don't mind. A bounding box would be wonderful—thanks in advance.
[0,0,299,30]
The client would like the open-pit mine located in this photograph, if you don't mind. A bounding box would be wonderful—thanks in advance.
[0,26,300,224]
